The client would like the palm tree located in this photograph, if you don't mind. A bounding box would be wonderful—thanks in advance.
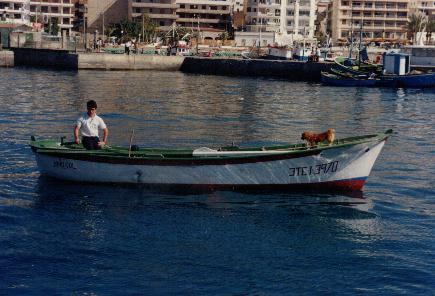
[407,13,426,44]
[218,31,230,45]
[425,19,435,45]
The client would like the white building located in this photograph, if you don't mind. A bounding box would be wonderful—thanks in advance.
[0,0,31,25]
[410,0,435,18]
[29,0,74,33]
[242,0,316,43]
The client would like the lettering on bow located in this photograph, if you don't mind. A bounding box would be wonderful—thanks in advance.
[53,159,77,170]
[289,161,338,177]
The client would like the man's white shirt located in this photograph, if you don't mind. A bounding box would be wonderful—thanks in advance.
[76,114,106,137]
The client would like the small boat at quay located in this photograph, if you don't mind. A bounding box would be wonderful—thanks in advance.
[334,55,435,88]
[321,71,377,87]
[30,130,392,191]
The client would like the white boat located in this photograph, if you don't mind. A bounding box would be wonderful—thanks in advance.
[265,45,293,60]
[30,130,392,191]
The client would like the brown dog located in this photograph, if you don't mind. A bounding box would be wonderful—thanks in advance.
[301,129,335,147]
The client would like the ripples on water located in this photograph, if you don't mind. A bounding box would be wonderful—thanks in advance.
[0,68,434,294]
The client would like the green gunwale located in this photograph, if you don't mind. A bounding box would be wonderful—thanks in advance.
[30,130,392,160]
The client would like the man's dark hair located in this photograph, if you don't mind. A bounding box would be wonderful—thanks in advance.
[87,100,97,109]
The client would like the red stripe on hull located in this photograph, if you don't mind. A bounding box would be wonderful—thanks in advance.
[326,179,366,191]
[46,175,367,194]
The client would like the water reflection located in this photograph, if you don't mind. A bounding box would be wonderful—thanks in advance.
[34,176,374,217]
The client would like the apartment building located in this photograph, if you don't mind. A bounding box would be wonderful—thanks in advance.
[233,0,246,13]
[410,0,435,20]
[176,0,231,32]
[27,0,74,33]
[0,0,31,25]
[329,0,409,44]
[129,0,231,35]
[129,0,176,29]
[244,0,316,40]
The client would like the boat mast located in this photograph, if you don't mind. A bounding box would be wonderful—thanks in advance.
[348,0,353,59]
[358,12,363,66]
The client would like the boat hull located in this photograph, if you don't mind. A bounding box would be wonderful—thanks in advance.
[34,140,386,191]
[377,73,435,88]
[321,72,377,87]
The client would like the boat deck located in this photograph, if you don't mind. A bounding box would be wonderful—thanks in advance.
[30,131,392,160]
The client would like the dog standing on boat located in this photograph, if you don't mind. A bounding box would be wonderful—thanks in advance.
[301,129,335,147]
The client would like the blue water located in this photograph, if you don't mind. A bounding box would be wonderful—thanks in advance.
[0,68,434,294]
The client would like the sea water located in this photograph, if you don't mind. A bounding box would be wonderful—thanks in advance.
[0,68,434,294]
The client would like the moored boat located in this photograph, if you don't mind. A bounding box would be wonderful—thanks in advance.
[334,56,382,76]
[334,54,435,88]
[30,130,393,191]
[321,71,377,87]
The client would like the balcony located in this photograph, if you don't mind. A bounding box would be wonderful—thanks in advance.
[258,3,280,8]
[131,12,177,19]
[177,17,220,23]
[132,3,178,9]
[1,7,27,14]
[30,1,73,8]
[28,11,73,18]
[177,8,230,15]
[2,0,27,3]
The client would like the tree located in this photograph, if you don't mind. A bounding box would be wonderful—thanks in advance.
[218,31,230,42]
[139,13,158,43]
[407,13,426,44]
[108,17,157,43]
[105,25,117,40]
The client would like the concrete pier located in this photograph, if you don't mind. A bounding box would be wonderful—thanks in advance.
[0,50,14,67]
[12,48,77,70]
[180,57,334,81]
[7,48,337,81]
[78,53,184,71]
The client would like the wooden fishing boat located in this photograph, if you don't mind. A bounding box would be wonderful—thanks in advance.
[321,71,377,87]
[334,55,435,88]
[30,130,392,191]
[334,57,382,76]
[376,72,435,88]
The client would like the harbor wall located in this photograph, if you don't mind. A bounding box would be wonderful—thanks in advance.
[180,57,334,81]
[12,48,77,69]
[78,53,184,71]
[0,50,13,67]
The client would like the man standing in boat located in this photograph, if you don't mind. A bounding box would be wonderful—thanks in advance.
[74,100,109,150]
